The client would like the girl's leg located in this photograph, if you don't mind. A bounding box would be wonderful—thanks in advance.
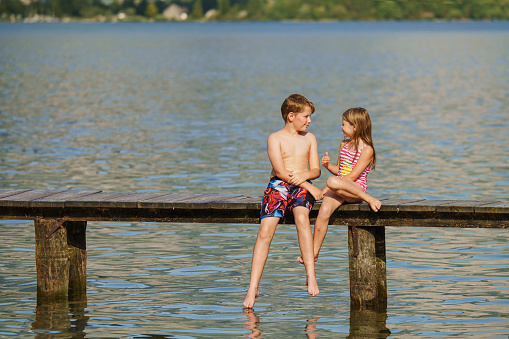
[293,206,319,297]
[312,191,344,260]
[297,191,344,264]
[243,216,280,308]
[326,176,382,212]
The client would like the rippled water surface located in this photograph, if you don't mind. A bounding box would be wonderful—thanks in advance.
[0,21,508,338]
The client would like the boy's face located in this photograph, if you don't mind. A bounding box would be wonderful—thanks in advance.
[291,106,313,132]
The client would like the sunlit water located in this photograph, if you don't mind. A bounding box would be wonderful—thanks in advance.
[0,21,508,338]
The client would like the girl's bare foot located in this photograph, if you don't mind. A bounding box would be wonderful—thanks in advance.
[307,277,320,296]
[367,197,382,212]
[297,255,318,265]
[243,288,260,309]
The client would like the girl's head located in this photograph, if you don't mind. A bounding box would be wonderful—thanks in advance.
[342,107,376,169]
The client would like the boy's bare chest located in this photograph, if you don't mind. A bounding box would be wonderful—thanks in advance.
[279,138,310,159]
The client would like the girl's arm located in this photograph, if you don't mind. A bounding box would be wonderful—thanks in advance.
[342,145,374,182]
[322,141,344,175]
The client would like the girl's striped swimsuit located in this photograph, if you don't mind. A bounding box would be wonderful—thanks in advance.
[338,143,370,192]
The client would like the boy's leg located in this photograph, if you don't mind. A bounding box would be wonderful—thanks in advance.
[326,176,382,212]
[243,216,280,308]
[293,206,319,297]
[297,191,344,264]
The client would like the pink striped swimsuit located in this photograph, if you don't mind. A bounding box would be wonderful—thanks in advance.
[338,143,370,192]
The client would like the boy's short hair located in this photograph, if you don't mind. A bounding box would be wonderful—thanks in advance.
[281,94,315,122]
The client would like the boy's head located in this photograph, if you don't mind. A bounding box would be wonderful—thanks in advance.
[281,94,315,122]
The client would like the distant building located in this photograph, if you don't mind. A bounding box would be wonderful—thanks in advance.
[163,4,188,21]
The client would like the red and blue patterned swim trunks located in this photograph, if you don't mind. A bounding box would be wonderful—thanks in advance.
[260,177,315,219]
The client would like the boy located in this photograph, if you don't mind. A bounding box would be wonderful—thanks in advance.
[243,94,323,309]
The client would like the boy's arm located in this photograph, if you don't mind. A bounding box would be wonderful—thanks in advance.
[300,181,323,201]
[287,133,321,186]
[266,133,294,182]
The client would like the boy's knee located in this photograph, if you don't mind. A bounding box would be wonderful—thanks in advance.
[257,224,276,242]
[293,210,310,226]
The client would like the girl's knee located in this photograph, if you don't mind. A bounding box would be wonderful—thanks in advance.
[318,204,334,217]
[327,176,347,191]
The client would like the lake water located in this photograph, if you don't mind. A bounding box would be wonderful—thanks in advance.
[0,21,508,338]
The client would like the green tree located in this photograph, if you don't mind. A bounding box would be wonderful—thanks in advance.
[146,1,158,17]
[0,0,25,16]
[192,0,203,18]
[218,0,230,16]
[376,1,403,20]
[247,0,264,19]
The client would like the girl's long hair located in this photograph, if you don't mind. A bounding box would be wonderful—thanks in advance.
[342,107,376,169]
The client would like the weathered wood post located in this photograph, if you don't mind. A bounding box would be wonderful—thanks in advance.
[34,218,87,302]
[34,218,70,302]
[348,220,387,310]
[66,221,87,301]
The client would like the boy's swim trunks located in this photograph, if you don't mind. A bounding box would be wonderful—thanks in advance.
[260,177,315,219]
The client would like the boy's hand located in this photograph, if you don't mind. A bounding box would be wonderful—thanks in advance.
[288,172,307,186]
[321,152,330,168]
[308,185,323,201]
[321,186,329,196]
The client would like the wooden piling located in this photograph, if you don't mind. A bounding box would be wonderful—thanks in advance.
[34,218,70,302]
[348,223,387,310]
[66,221,87,301]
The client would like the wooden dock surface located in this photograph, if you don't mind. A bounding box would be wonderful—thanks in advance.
[1,188,507,307]
[1,189,508,228]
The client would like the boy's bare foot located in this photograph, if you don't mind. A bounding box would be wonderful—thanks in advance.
[243,288,260,309]
[307,277,320,296]
[368,197,382,212]
[297,255,318,265]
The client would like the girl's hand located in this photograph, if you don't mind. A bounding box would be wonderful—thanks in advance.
[321,152,330,168]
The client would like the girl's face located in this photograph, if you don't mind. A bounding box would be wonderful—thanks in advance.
[341,118,355,138]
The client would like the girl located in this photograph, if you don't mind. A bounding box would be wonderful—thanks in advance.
[298,107,381,264]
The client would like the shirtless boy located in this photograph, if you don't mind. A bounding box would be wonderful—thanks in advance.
[243,94,323,309]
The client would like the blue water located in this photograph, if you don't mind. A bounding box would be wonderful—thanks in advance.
[0,21,508,338]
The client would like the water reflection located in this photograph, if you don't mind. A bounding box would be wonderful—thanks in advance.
[243,309,263,338]
[32,299,88,339]
[348,308,391,339]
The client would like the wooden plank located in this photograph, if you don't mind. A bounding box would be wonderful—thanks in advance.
[94,192,170,208]
[394,199,443,212]
[138,193,205,209]
[435,200,500,213]
[0,190,66,207]
[0,189,32,199]
[63,192,132,208]
[173,194,246,209]
[30,191,102,208]
[474,201,509,214]
[209,195,260,210]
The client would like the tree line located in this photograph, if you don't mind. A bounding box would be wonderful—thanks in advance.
[1,0,508,21]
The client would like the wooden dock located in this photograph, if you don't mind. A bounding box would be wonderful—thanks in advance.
[1,188,508,310]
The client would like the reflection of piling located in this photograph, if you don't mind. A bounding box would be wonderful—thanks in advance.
[347,306,391,339]
[348,220,387,310]
[32,299,89,338]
